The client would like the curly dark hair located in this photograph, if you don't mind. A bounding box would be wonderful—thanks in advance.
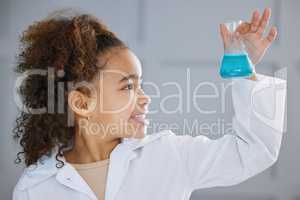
[13,10,127,168]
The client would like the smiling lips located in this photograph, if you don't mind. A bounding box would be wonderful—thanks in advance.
[130,113,149,126]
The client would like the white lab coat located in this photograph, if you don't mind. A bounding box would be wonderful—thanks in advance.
[13,74,286,200]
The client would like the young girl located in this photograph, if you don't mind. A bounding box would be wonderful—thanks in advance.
[13,8,286,200]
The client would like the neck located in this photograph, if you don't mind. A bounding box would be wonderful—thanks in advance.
[64,123,121,164]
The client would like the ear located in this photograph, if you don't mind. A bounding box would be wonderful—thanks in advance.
[68,90,96,117]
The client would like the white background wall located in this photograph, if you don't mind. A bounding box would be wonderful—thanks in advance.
[0,0,299,200]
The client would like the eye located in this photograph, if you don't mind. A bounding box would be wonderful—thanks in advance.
[123,83,134,90]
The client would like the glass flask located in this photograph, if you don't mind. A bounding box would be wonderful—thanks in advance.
[219,20,254,79]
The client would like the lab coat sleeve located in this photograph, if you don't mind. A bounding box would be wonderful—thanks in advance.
[12,187,29,200]
[167,74,286,190]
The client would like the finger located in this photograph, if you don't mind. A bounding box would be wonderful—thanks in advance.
[263,26,277,47]
[257,8,271,35]
[236,22,251,35]
[220,23,230,48]
[250,10,260,32]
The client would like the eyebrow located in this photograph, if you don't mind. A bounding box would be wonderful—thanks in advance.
[119,74,140,83]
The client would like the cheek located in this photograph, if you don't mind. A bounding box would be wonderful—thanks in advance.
[102,90,135,110]
[98,92,136,122]
[113,99,136,122]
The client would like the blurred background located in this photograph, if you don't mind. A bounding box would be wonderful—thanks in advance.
[0,0,299,199]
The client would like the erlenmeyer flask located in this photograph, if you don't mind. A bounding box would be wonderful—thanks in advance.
[219,20,254,78]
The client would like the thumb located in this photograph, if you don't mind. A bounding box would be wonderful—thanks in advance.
[220,24,229,48]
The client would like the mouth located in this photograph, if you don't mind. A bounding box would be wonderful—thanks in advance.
[130,112,149,126]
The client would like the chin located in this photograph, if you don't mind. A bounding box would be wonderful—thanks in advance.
[134,132,146,139]
[127,126,147,139]
[130,128,146,139]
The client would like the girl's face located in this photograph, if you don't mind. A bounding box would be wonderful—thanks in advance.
[72,48,151,140]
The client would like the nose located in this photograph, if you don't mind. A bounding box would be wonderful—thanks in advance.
[137,88,151,112]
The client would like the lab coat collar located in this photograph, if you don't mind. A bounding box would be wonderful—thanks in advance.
[104,130,172,200]
[56,156,99,200]
[16,130,171,200]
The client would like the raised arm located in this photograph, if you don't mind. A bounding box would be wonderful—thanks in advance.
[167,74,286,190]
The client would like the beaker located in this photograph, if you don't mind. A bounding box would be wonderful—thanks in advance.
[219,20,254,78]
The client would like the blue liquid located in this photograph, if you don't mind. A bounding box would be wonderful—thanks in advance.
[220,53,253,78]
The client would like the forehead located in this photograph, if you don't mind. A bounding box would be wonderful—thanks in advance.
[100,48,142,79]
